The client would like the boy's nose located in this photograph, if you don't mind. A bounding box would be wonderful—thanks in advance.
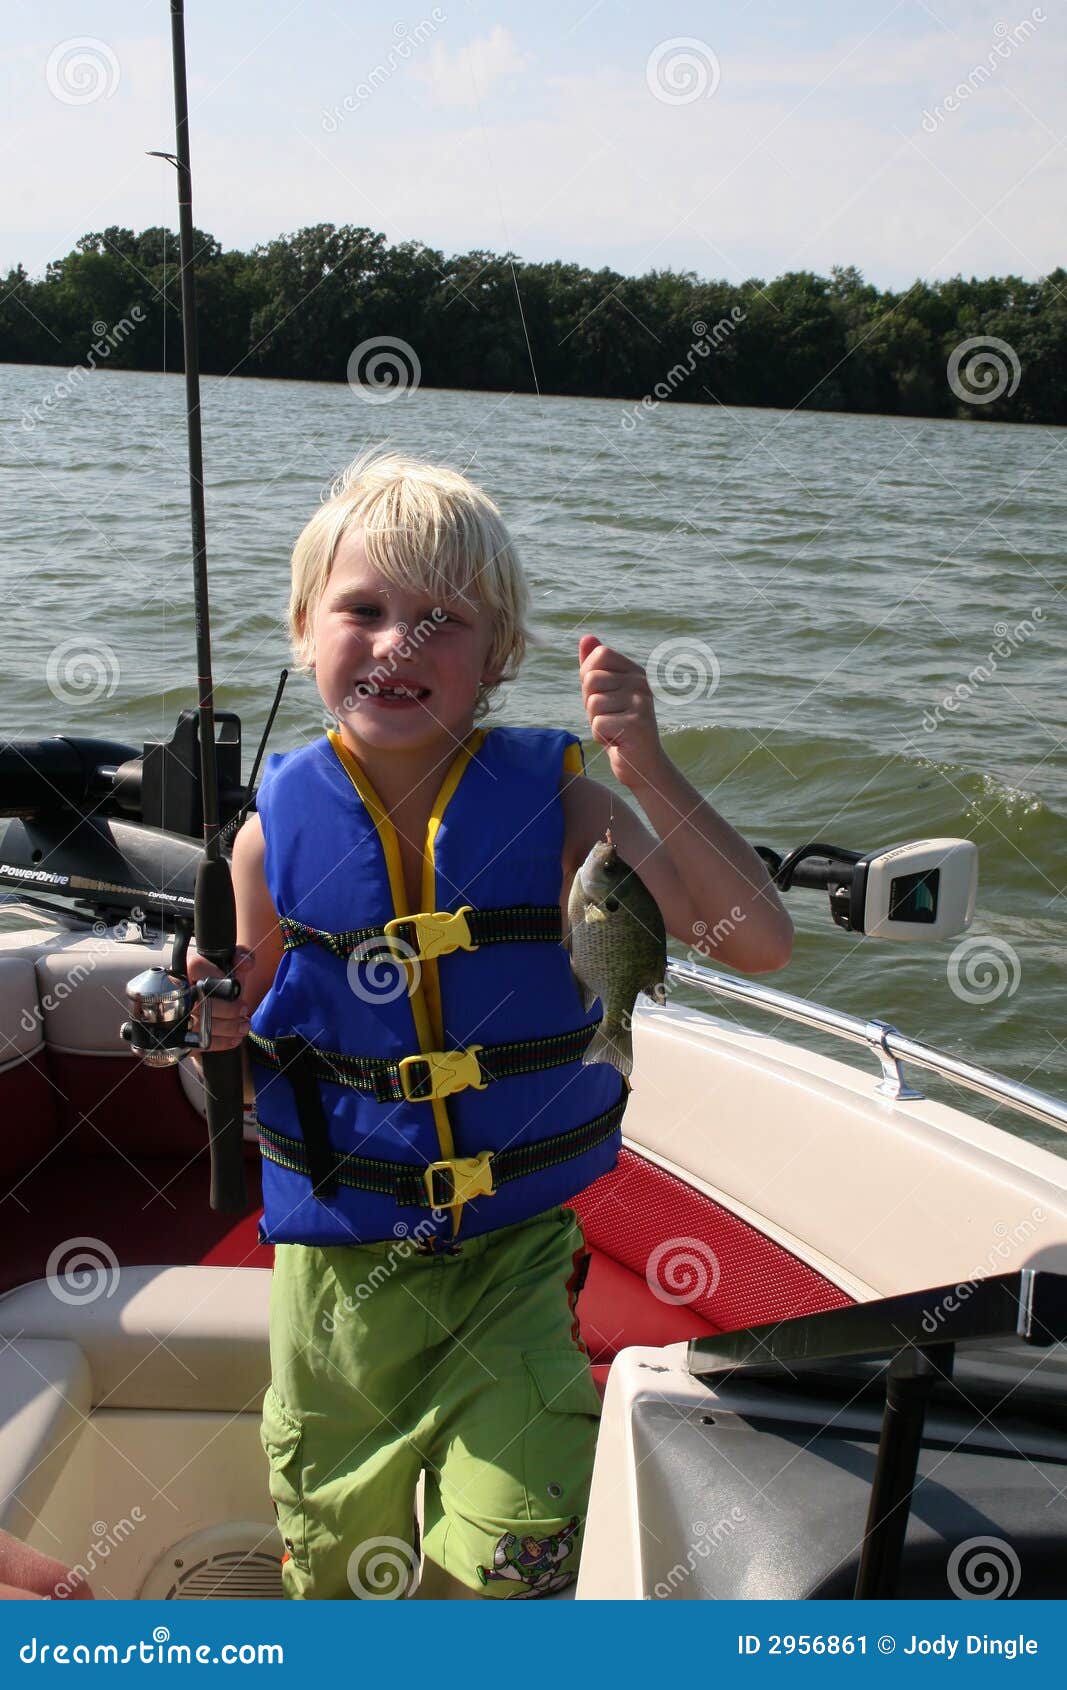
[375,621,413,656]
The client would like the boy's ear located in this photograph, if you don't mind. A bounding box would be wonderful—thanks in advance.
[294,607,315,668]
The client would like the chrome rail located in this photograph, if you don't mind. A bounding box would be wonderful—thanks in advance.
[664,956,1067,1138]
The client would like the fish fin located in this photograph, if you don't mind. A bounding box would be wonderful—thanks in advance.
[582,1019,634,1077]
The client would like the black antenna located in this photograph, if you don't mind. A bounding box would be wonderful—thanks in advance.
[151,0,246,1211]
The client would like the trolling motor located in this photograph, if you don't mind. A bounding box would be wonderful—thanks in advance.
[0,702,271,1206]
[756,837,978,940]
[0,709,244,836]
[0,708,254,928]
[0,701,282,1142]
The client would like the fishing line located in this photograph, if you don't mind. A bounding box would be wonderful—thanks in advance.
[458,45,549,465]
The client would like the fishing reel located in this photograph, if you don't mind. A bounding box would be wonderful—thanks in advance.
[119,918,241,1068]
[757,837,978,940]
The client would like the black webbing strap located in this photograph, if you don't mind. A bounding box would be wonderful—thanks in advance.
[270,1033,339,1197]
[247,1022,597,1104]
[256,1084,628,1208]
[278,904,562,960]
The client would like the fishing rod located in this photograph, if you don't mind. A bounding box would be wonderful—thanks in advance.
[121,0,247,1211]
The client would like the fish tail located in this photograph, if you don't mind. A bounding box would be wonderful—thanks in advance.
[582,1019,634,1077]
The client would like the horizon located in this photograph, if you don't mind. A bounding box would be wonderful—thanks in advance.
[6,218,1061,294]
[2,1,1064,293]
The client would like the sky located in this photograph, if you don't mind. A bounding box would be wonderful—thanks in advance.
[2,0,1064,292]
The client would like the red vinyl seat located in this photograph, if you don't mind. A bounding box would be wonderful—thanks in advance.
[576,1245,719,1365]
[567,1147,852,1376]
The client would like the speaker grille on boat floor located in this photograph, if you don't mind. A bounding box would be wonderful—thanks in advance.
[140,1526,284,1600]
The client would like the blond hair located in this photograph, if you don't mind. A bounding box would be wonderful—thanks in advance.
[288,450,531,721]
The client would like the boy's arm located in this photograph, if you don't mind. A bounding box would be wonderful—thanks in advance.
[188,812,285,1102]
[569,635,793,975]
[230,812,285,1004]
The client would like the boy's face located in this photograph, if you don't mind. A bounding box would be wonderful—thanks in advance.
[309,529,498,755]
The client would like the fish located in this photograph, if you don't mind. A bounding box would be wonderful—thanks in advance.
[566,830,668,1076]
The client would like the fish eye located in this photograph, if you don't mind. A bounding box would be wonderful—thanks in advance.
[604,896,620,912]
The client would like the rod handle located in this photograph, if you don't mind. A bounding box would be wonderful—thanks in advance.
[195,855,247,1213]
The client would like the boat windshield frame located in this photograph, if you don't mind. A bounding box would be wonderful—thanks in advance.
[663,956,1067,1139]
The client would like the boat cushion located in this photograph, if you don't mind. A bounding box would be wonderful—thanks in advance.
[0,1266,272,1414]
[0,956,59,1182]
[0,956,43,1062]
[29,933,170,1056]
[0,1339,90,1536]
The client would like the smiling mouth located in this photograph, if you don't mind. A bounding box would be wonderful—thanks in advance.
[351,681,431,701]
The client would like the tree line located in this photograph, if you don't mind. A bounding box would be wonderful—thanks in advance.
[3,223,1065,424]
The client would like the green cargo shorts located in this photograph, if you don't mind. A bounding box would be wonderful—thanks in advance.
[259,1204,600,1599]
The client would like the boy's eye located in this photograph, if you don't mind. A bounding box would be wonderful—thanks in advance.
[339,601,466,627]
[423,606,466,627]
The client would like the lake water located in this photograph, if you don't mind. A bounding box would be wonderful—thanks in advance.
[1,362,1065,1150]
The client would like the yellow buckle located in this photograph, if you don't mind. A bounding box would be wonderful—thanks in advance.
[398,1045,486,1102]
[424,1151,495,1209]
[383,907,476,963]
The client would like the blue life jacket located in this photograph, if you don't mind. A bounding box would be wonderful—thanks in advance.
[250,724,627,1247]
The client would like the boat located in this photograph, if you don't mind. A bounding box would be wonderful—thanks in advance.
[1,716,1065,1601]
[3,2,1063,1608]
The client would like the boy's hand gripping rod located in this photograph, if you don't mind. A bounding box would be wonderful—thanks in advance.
[121,0,247,1212]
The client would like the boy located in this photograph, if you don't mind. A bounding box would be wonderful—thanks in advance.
[193,451,791,1600]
